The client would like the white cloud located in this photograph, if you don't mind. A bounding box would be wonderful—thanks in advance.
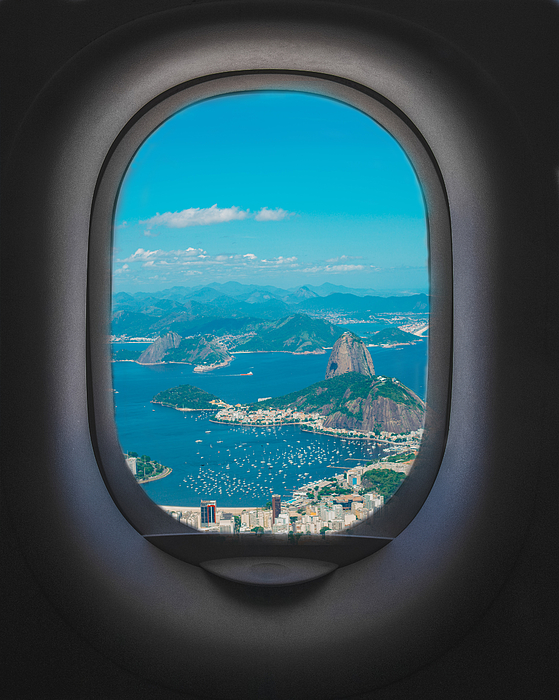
[138,204,296,229]
[325,255,362,263]
[296,263,366,274]
[140,205,250,229]
[120,247,206,264]
[118,248,269,272]
[325,264,365,272]
[254,207,293,222]
[261,256,298,265]
[114,264,129,274]
[299,266,323,273]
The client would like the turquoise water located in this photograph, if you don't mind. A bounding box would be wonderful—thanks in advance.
[112,341,427,507]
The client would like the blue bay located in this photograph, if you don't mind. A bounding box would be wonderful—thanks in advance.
[112,340,427,508]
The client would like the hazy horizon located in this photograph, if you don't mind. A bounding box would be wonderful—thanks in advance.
[114,279,429,297]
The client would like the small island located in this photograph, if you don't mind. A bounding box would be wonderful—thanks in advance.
[152,384,228,411]
[366,327,421,346]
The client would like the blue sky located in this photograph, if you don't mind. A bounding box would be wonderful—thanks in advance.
[113,91,428,293]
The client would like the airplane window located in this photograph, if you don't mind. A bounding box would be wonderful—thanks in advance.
[110,91,431,537]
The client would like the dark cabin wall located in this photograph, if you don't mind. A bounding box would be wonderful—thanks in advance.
[1,1,557,698]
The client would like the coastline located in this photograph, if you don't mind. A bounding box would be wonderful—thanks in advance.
[111,341,423,363]
[151,400,218,412]
[136,466,172,484]
[113,347,336,365]
[232,348,326,355]
[193,356,234,372]
[207,416,410,445]
[209,418,306,427]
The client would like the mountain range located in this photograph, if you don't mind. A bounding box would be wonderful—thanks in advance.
[129,314,347,366]
[112,284,428,338]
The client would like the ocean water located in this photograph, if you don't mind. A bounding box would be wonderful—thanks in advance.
[112,340,427,508]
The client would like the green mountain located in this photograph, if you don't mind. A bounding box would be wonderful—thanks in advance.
[152,384,222,410]
[251,372,425,434]
[233,314,343,353]
[137,332,232,367]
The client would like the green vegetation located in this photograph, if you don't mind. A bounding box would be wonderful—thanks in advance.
[163,335,231,366]
[373,381,422,408]
[251,372,421,415]
[234,314,343,353]
[317,484,352,499]
[126,452,171,482]
[152,384,222,410]
[252,372,367,413]
[366,327,419,345]
[360,468,407,499]
[385,451,417,463]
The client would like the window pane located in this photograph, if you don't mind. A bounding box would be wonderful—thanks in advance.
[111,91,429,535]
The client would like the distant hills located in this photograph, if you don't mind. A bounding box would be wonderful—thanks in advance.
[112,283,428,338]
[116,281,407,304]
[137,332,232,368]
[366,327,420,345]
[233,314,342,354]
[296,292,429,316]
[130,314,345,368]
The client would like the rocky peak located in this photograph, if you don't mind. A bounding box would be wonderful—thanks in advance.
[294,286,319,300]
[137,331,182,364]
[325,332,375,379]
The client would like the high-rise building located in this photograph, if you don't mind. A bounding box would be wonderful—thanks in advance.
[125,456,137,475]
[219,513,234,534]
[271,494,281,524]
[364,493,384,513]
[346,468,362,488]
[200,500,216,525]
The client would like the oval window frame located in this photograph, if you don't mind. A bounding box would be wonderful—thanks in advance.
[87,72,452,564]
